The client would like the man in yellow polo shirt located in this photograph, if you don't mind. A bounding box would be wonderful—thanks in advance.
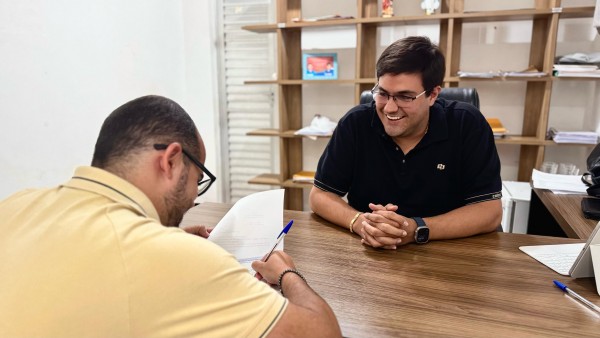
[0,95,340,337]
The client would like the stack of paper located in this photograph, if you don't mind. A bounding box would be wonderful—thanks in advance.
[502,66,547,78]
[292,14,354,22]
[457,71,501,78]
[548,127,598,144]
[207,189,285,273]
[553,64,600,78]
[531,169,587,194]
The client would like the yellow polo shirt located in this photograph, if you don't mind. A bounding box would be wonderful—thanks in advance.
[0,166,287,337]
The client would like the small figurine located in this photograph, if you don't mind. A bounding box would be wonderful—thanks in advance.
[382,0,394,18]
[421,0,440,15]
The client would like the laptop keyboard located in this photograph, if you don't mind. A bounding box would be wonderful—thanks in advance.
[529,252,578,275]
[519,243,585,276]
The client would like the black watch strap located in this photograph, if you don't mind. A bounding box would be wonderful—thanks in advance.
[412,217,429,244]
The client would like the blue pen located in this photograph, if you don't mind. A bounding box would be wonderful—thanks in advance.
[262,220,294,262]
[553,280,600,313]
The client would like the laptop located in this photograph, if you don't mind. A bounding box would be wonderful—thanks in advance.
[519,221,600,278]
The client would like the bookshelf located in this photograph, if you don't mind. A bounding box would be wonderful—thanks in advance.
[243,0,596,210]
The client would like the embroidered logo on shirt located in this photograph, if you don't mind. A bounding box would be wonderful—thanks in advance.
[437,164,445,170]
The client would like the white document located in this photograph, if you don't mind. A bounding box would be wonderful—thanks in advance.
[208,189,285,273]
[531,169,587,193]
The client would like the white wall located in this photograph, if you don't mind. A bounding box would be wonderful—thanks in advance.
[0,0,221,202]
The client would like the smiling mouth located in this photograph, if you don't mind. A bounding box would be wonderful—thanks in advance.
[385,114,404,121]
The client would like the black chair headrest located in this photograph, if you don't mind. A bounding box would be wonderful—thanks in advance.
[360,87,480,109]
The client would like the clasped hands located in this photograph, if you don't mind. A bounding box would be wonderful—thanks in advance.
[357,203,414,250]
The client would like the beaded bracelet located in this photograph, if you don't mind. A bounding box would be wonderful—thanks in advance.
[277,268,307,297]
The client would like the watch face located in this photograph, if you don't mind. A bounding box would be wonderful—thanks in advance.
[416,227,430,243]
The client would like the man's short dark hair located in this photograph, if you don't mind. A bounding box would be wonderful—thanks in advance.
[91,95,199,169]
[376,36,445,95]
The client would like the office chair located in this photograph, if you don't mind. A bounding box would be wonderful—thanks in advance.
[360,87,480,109]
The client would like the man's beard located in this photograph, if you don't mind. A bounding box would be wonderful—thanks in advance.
[163,168,193,227]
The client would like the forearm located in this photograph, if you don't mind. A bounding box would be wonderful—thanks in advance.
[309,187,362,233]
[424,199,502,241]
[281,273,336,318]
[273,272,341,337]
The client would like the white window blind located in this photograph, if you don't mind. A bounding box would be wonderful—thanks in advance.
[218,0,276,203]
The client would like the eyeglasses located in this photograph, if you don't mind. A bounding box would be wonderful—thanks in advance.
[153,144,217,197]
[371,85,427,106]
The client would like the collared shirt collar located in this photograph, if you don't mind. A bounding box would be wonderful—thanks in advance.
[61,166,160,222]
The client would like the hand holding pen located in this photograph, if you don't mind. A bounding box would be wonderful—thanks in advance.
[253,220,294,280]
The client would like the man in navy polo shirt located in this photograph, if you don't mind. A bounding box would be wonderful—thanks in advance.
[309,36,502,249]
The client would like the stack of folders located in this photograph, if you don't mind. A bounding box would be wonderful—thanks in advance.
[548,127,599,144]
[553,64,600,78]
[486,118,508,138]
[292,171,315,184]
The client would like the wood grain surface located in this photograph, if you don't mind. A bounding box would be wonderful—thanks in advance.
[181,203,600,337]
[535,189,597,239]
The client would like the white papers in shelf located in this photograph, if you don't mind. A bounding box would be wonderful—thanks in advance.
[531,169,587,194]
[553,64,600,78]
[457,71,500,78]
[457,68,547,78]
[294,114,337,140]
[208,189,285,274]
[548,127,598,144]
[292,14,354,22]
[503,70,547,77]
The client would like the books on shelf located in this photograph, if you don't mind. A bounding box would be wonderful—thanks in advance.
[486,118,508,138]
[547,127,598,144]
[553,64,600,78]
[292,171,315,184]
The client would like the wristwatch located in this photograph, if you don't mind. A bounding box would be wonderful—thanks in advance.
[412,217,429,244]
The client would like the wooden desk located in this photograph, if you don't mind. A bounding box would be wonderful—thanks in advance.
[182,203,600,337]
[529,189,596,239]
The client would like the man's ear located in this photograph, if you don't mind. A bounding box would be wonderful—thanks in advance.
[157,142,185,181]
[428,86,441,106]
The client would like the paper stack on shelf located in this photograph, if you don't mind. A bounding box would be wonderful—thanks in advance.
[503,66,547,78]
[292,14,354,22]
[531,169,587,194]
[457,70,501,78]
[548,127,598,144]
[486,118,508,138]
[553,64,600,78]
[292,170,315,183]
[457,67,547,79]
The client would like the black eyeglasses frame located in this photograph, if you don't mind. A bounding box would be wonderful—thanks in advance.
[153,143,216,196]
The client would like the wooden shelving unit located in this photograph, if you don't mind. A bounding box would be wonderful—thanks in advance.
[242,0,596,210]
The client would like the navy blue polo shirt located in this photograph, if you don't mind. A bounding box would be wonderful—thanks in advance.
[314,98,502,218]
